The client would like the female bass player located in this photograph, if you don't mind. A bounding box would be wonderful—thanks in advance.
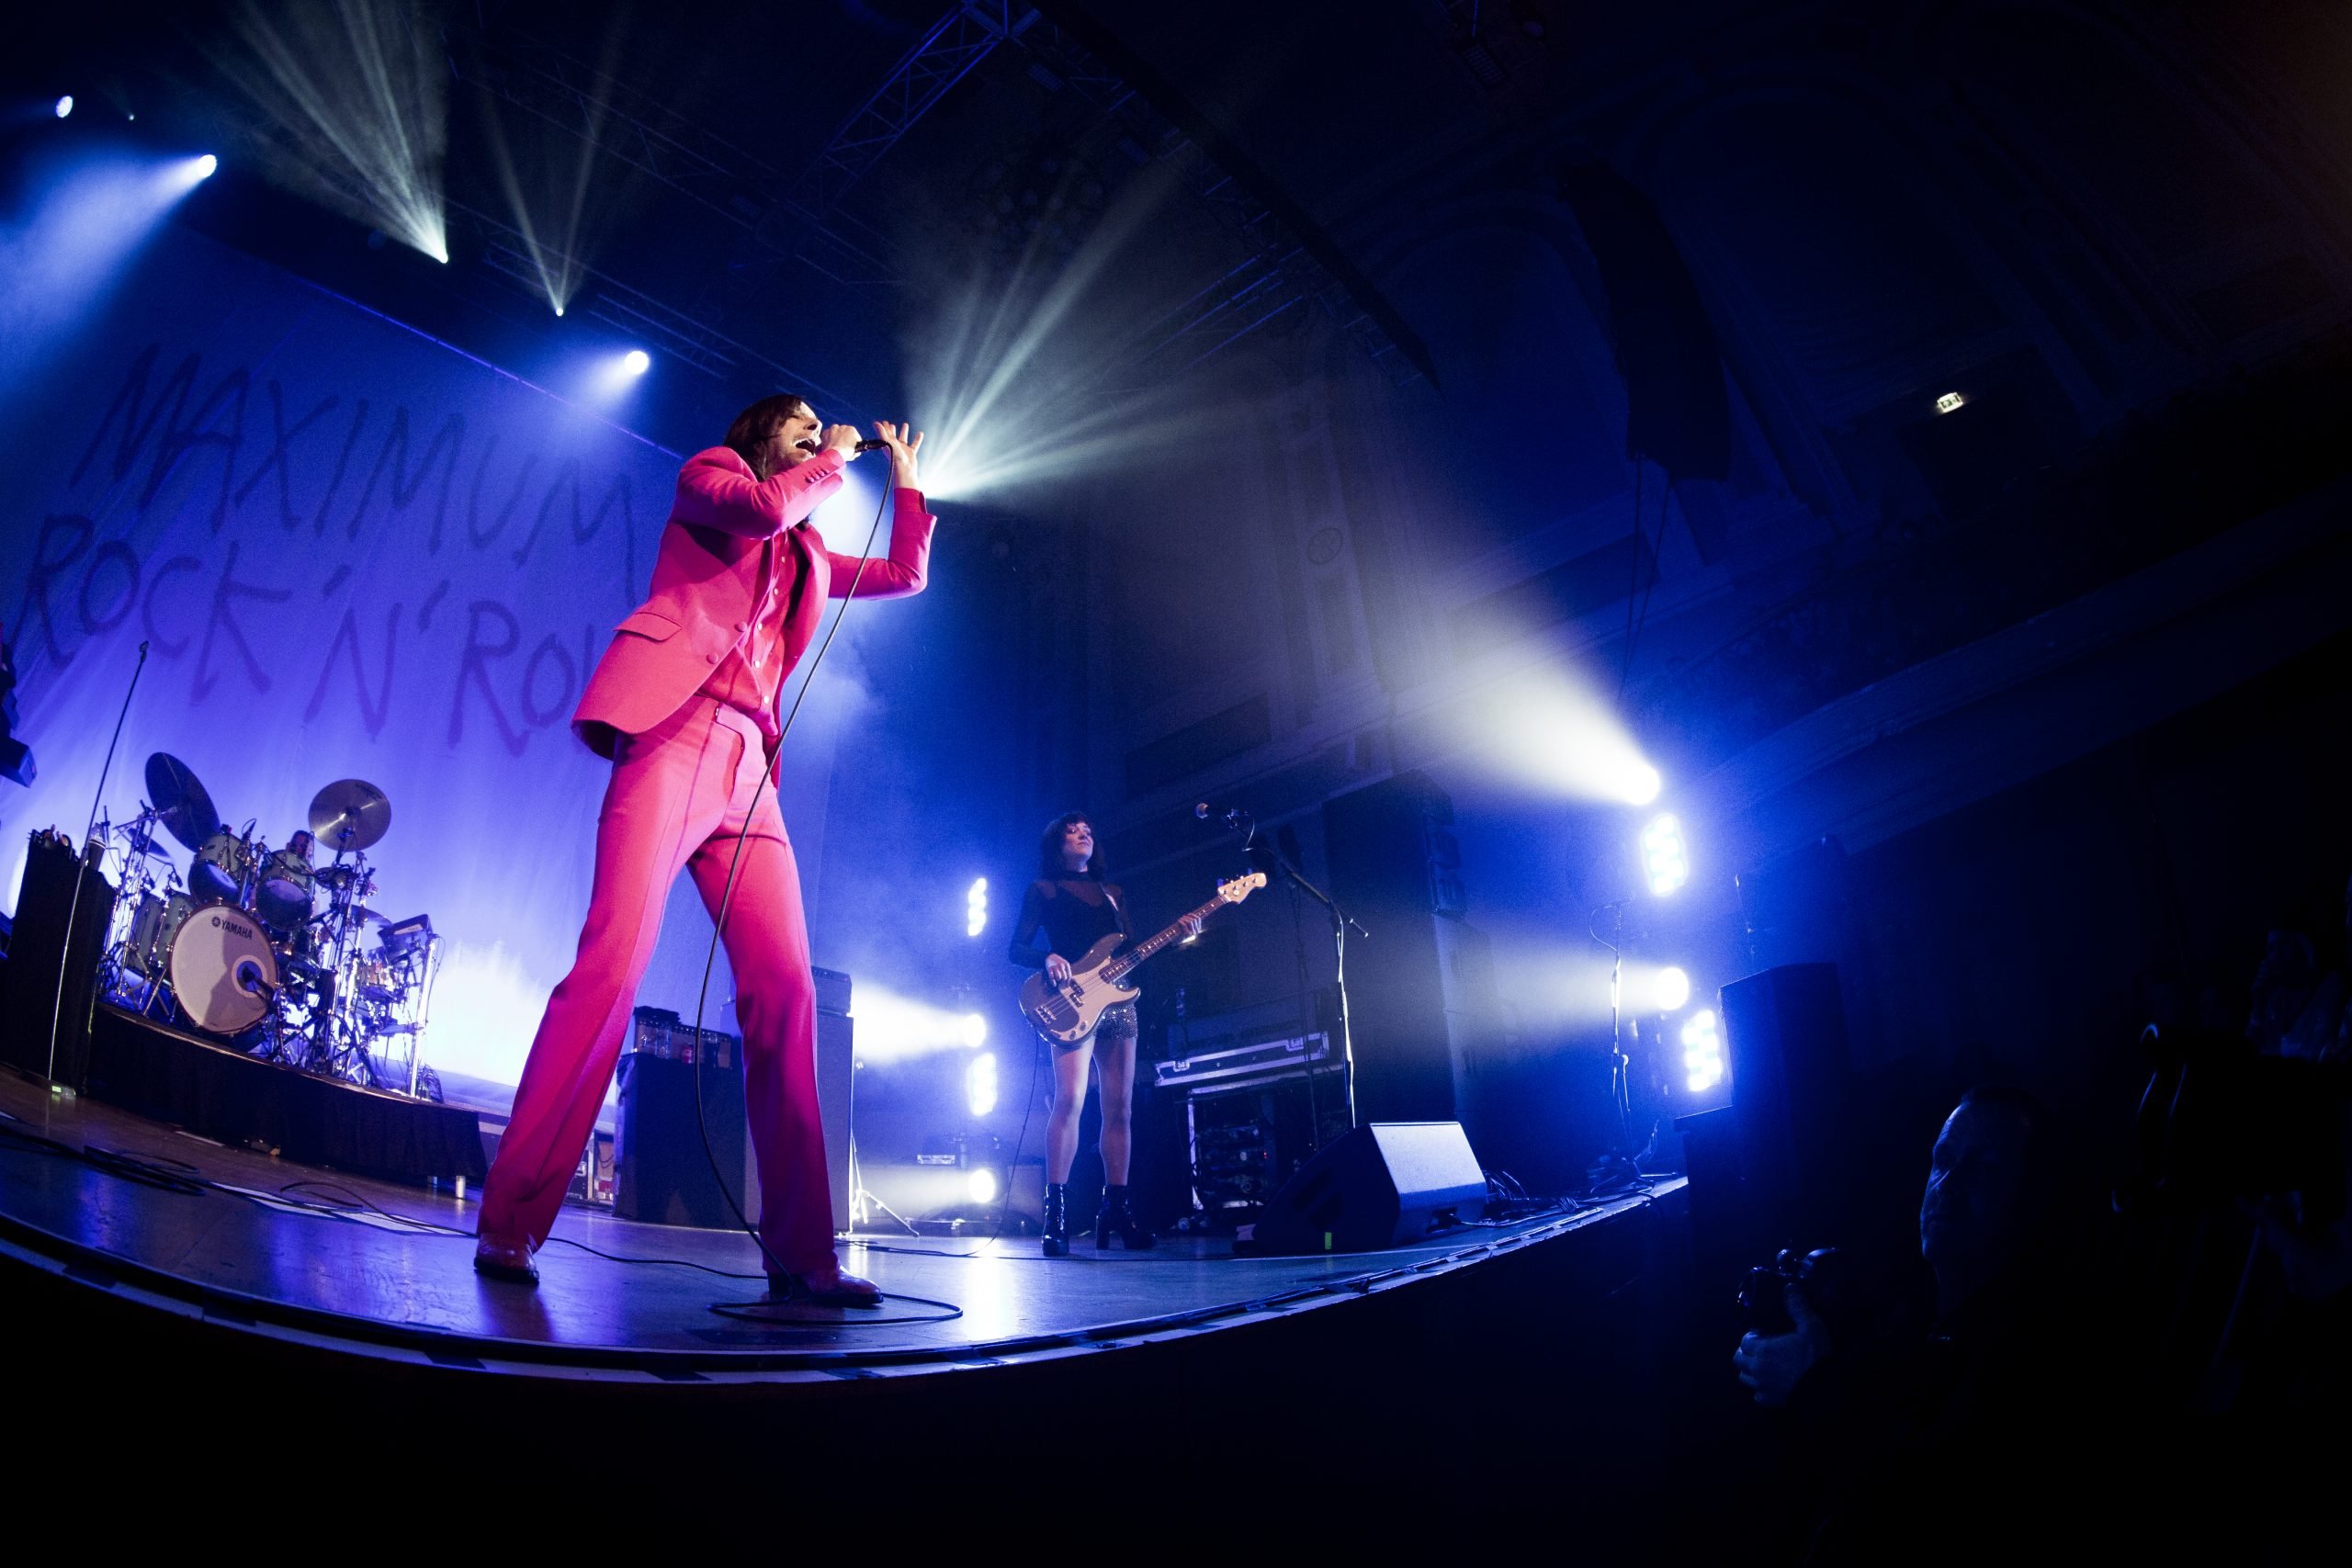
[1007,812,1199,1255]
[474,396,931,1303]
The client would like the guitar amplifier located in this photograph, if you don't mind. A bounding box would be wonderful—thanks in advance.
[629,1006,738,1066]
[615,1010,746,1227]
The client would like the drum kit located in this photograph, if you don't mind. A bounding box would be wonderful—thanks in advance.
[100,753,443,1097]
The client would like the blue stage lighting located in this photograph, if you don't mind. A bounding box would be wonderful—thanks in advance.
[967,1167,999,1204]
[1641,812,1689,897]
[960,1012,988,1050]
[55,96,74,119]
[195,153,219,179]
[1680,1009,1724,1094]
[966,876,988,938]
[966,1051,999,1118]
[1652,965,1691,1011]
[621,348,650,376]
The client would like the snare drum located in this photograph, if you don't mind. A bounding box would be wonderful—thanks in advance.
[191,830,254,906]
[256,849,317,930]
[167,904,277,1034]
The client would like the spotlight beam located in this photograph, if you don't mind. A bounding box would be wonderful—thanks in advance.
[215,0,447,261]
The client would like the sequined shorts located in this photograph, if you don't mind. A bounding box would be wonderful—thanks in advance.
[1045,998,1137,1052]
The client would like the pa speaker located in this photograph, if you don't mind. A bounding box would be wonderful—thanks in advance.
[1248,1122,1486,1255]
[1719,962,1853,1216]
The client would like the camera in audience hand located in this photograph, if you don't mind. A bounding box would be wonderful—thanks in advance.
[1739,1246,1861,1340]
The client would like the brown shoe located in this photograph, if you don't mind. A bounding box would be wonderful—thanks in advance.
[473,1232,538,1285]
[766,1265,882,1307]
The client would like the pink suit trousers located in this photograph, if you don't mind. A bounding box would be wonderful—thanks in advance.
[477,696,832,1275]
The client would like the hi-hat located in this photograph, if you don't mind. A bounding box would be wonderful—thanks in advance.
[143,753,222,852]
[114,814,173,859]
[309,779,391,852]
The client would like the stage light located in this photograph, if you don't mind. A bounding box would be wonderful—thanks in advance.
[55,96,74,119]
[966,1052,1000,1118]
[1641,813,1689,897]
[1935,390,1966,415]
[1681,1009,1724,1094]
[584,346,654,401]
[194,153,219,180]
[217,0,447,263]
[967,1166,999,1204]
[4,152,229,376]
[1652,965,1691,1012]
[1432,663,1663,806]
[852,986,994,1062]
[967,876,989,938]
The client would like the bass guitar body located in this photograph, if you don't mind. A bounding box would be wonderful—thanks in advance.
[1019,934,1137,1045]
[1015,873,1264,1045]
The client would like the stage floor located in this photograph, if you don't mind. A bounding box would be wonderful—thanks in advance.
[0,1064,1680,1382]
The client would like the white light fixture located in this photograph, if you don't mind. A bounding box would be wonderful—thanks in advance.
[1652,965,1691,1012]
[965,1051,999,1117]
[1640,813,1690,897]
[1681,1009,1724,1093]
[55,96,74,119]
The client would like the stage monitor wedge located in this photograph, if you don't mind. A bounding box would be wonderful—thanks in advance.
[1246,1121,1486,1255]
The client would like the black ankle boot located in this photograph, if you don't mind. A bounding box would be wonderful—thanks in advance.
[1042,1182,1069,1257]
[1092,1184,1153,1251]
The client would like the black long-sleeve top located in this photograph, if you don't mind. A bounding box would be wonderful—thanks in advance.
[1006,877,1131,970]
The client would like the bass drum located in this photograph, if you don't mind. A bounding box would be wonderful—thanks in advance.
[168,905,277,1034]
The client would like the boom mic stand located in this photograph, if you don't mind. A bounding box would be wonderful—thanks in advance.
[1220,809,1369,1130]
[49,640,148,1088]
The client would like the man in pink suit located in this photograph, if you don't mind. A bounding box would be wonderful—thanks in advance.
[474,395,931,1303]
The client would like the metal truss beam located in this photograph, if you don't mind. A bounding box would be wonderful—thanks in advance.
[793,3,1034,215]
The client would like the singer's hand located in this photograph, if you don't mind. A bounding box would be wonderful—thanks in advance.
[1045,953,1073,985]
[872,421,923,488]
[820,423,862,461]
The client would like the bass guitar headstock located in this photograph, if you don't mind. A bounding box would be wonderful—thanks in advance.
[1216,871,1269,906]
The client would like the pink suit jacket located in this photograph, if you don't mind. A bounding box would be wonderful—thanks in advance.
[572,445,933,757]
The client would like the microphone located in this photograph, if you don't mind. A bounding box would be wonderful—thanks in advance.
[853,438,891,454]
[235,959,271,998]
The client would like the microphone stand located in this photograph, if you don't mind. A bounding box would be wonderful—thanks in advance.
[49,640,150,1087]
[1221,809,1369,1130]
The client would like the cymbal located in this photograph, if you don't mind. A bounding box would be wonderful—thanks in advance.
[309,778,390,852]
[143,753,221,852]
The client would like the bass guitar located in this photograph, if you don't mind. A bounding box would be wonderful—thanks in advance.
[1018,872,1266,1044]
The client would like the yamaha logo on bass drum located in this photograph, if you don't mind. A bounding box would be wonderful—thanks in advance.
[209,910,257,941]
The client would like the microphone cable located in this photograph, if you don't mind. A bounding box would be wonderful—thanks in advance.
[680,451,959,1323]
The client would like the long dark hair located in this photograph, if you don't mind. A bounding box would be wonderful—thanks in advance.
[1037,811,1103,881]
[724,393,812,479]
